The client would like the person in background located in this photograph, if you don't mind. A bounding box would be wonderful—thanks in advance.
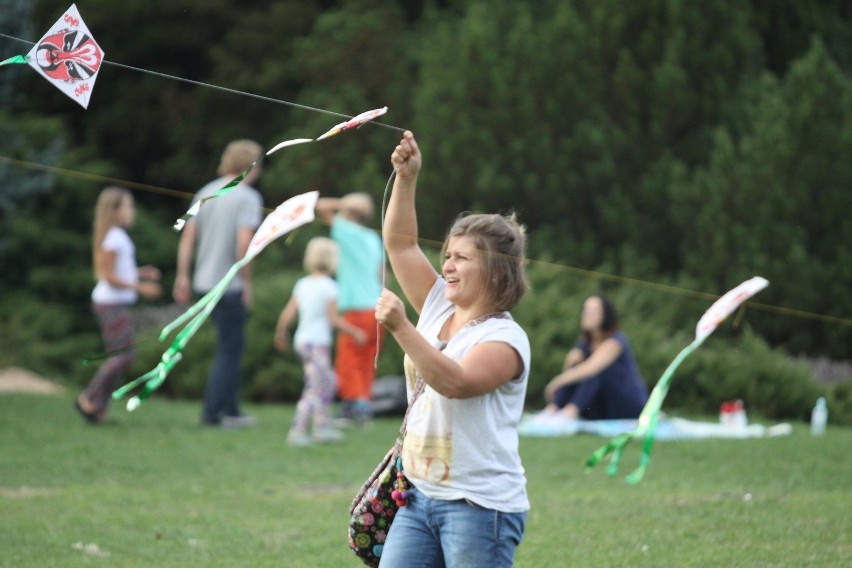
[76,187,161,424]
[375,131,531,567]
[315,193,383,426]
[173,139,263,428]
[540,295,648,420]
[274,237,366,446]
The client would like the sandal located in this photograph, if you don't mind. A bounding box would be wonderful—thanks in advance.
[74,396,100,425]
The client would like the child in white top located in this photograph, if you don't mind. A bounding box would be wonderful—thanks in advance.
[275,237,366,446]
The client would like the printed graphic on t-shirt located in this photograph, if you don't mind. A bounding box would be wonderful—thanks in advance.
[403,389,455,485]
[402,432,452,484]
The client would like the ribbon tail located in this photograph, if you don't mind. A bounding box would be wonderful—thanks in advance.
[134,290,221,407]
[173,137,311,230]
[633,339,701,432]
[265,138,314,155]
[159,290,218,339]
[159,262,244,340]
[126,365,167,411]
[173,201,201,231]
[130,360,174,410]
[1,55,27,66]
[173,163,258,231]
[608,440,629,477]
[80,345,135,365]
[626,430,657,485]
[586,339,702,481]
[117,303,210,409]
[112,367,160,401]
[586,432,634,472]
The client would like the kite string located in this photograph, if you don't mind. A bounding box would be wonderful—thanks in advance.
[375,169,397,368]
[0,32,405,133]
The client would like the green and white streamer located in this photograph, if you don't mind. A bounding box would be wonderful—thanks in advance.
[113,191,319,410]
[585,276,769,484]
[173,107,388,230]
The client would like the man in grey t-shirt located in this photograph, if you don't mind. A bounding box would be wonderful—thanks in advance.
[173,139,264,428]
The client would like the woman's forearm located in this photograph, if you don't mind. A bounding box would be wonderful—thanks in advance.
[383,174,419,255]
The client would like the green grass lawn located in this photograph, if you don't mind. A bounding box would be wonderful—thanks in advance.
[1,393,849,567]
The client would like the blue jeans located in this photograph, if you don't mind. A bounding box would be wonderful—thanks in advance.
[201,291,246,423]
[379,487,526,568]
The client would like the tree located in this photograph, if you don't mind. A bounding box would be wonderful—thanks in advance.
[671,39,852,358]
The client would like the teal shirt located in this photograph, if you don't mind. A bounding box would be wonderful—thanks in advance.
[330,215,383,311]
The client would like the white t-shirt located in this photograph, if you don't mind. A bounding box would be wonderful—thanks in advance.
[91,227,138,305]
[292,274,338,348]
[401,278,531,513]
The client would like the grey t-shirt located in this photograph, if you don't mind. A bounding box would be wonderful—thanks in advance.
[189,176,263,293]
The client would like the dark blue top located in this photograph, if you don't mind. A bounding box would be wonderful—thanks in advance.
[566,331,648,419]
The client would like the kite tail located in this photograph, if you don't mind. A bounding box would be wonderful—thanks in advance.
[111,367,161,401]
[159,261,245,339]
[586,339,703,481]
[114,264,237,410]
[585,432,632,472]
[1,55,27,66]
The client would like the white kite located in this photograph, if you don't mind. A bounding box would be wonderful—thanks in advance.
[1,4,104,108]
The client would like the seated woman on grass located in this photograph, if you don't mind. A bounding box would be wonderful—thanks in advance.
[540,295,648,420]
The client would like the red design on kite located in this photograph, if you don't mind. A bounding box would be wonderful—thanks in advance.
[34,29,103,84]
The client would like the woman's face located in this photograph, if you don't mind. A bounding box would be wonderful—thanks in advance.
[117,195,136,228]
[581,296,604,332]
[442,235,485,309]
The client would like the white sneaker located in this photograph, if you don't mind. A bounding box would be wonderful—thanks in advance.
[287,432,313,447]
[312,427,344,444]
[527,410,560,425]
[330,417,354,429]
[221,415,257,429]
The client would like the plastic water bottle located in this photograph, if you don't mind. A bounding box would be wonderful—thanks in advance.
[810,397,827,436]
[720,400,747,430]
[732,400,748,430]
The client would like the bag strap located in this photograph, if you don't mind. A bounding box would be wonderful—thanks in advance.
[393,377,426,454]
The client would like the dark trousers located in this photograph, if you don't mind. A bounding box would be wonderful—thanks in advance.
[553,373,645,420]
[85,303,136,413]
[201,291,246,423]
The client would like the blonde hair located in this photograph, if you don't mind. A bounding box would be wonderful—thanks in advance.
[339,192,375,224]
[217,139,263,176]
[442,212,529,311]
[92,186,132,280]
[303,237,339,274]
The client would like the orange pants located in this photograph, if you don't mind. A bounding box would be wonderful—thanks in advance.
[335,310,384,401]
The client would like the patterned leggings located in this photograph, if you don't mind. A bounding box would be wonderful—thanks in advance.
[291,343,337,435]
[84,303,136,414]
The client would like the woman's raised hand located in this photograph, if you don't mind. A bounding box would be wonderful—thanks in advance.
[391,130,422,180]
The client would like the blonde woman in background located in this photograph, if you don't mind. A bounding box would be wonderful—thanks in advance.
[76,187,161,424]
